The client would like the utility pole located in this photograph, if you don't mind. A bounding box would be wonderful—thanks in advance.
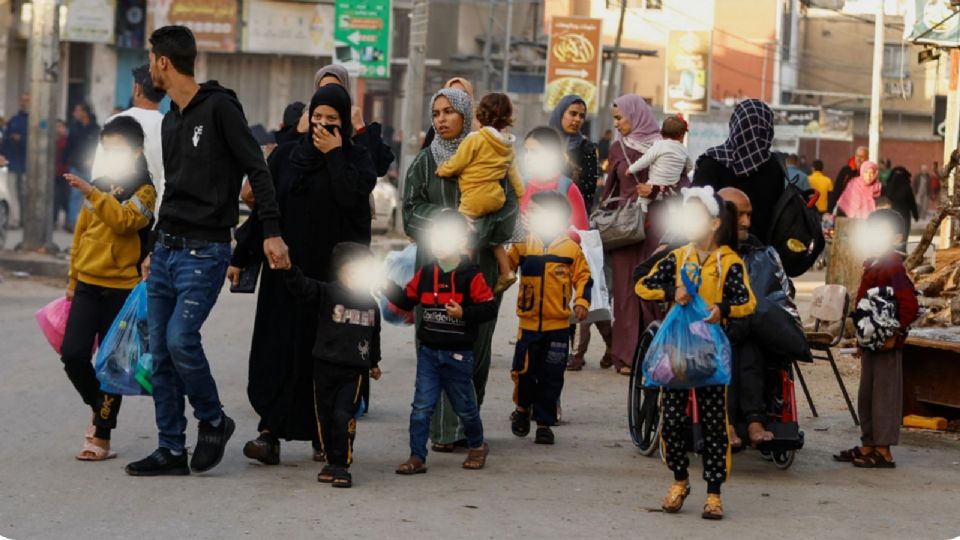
[22,0,60,252]
[397,0,429,233]
[480,0,497,94]
[868,1,884,163]
[501,0,514,92]
[941,50,960,249]
[600,0,627,134]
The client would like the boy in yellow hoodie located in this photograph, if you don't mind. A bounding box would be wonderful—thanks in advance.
[436,92,525,294]
[507,191,591,445]
[61,116,157,461]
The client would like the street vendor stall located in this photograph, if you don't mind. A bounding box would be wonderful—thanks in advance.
[902,328,960,418]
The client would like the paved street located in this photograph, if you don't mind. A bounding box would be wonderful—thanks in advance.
[0,267,958,540]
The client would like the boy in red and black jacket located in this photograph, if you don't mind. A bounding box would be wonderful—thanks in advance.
[383,210,497,475]
[835,209,918,469]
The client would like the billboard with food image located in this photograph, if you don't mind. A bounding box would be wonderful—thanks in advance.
[544,16,603,113]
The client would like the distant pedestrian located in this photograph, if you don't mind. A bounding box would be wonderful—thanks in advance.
[386,210,496,475]
[808,159,833,213]
[878,159,892,187]
[549,95,600,210]
[829,146,868,213]
[882,166,918,247]
[836,160,881,219]
[284,243,382,489]
[53,120,70,228]
[785,153,810,192]
[3,94,29,227]
[833,209,918,469]
[125,25,290,477]
[60,116,157,462]
[65,103,101,230]
[598,129,613,163]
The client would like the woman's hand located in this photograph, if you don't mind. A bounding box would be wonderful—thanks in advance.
[636,183,654,198]
[370,367,382,381]
[351,106,365,131]
[313,126,342,153]
[226,266,242,287]
[64,173,93,195]
[675,286,691,306]
[704,304,722,324]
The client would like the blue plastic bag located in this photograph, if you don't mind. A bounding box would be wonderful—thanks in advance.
[642,263,732,389]
[95,282,153,395]
[378,243,417,326]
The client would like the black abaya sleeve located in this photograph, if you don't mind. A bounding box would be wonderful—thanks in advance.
[327,145,377,210]
[353,122,395,177]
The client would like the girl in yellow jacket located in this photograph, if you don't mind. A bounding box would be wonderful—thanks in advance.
[436,92,525,295]
[61,116,157,461]
[635,186,756,520]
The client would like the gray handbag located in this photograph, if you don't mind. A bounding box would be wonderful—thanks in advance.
[589,141,646,249]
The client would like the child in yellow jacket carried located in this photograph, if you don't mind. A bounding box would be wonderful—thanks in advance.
[436,92,525,294]
[635,186,756,520]
[61,116,157,462]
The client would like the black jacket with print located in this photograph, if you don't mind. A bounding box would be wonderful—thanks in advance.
[285,266,381,370]
[158,81,281,242]
[384,257,497,351]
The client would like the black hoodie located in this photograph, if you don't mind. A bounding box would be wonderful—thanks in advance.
[158,81,281,242]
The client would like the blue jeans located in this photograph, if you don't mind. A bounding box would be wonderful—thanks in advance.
[67,167,87,229]
[147,241,231,452]
[409,345,484,462]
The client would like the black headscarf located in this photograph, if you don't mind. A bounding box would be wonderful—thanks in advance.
[290,85,353,172]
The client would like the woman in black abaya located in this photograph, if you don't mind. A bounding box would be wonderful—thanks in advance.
[229,84,377,464]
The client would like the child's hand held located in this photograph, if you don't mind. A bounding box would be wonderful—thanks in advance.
[574,305,588,321]
[370,367,382,380]
[704,304,722,324]
[445,300,463,319]
[675,286,691,306]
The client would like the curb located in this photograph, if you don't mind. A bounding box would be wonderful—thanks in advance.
[0,251,69,279]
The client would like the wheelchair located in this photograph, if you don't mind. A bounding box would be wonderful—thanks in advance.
[628,321,804,470]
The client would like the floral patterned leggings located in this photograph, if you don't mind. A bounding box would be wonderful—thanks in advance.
[661,384,729,495]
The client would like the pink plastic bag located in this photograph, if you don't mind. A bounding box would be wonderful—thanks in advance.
[35,297,72,355]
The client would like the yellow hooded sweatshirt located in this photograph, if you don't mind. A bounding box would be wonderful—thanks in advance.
[635,243,756,320]
[436,126,525,218]
[507,232,592,332]
[68,181,156,291]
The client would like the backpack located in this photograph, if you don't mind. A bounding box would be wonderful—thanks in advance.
[767,158,826,277]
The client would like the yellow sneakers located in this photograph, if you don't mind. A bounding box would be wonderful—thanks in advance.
[702,494,724,520]
[661,480,691,513]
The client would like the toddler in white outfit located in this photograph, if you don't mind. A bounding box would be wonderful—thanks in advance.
[627,116,692,211]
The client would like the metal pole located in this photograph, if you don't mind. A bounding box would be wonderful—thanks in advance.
[396,0,429,233]
[480,0,496,94]
[501,0,513,92]
[760,42,768,102]
[868,2,884,163]
[22,0,60,252]
[600,0,628,133]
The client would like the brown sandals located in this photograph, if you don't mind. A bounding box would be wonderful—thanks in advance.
[462,442,489,470]
[396,456,428,475]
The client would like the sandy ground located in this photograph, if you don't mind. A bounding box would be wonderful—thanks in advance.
[0,270,959,540]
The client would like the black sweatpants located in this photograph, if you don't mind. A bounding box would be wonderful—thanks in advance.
[314,361,365,468]
[512,328,569,426]
[661,385,729,494]
[61,281,130,440]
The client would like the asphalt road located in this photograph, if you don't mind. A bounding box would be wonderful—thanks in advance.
[0,269,958,540]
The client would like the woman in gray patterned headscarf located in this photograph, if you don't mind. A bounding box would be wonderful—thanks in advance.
[428,88,472,166]
[401,84,516,453]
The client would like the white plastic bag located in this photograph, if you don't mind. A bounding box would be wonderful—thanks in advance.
[571,230,611,324]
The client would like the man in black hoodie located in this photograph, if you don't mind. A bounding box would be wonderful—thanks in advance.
[126,25,290,477]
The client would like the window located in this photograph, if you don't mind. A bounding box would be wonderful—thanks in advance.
[882,44,908,79]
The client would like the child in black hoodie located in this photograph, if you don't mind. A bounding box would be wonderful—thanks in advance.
[285,242,381,488]
[384,210,498,475]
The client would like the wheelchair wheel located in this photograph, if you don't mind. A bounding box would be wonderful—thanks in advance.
[628,322,662,456]
[772,450,796,470]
